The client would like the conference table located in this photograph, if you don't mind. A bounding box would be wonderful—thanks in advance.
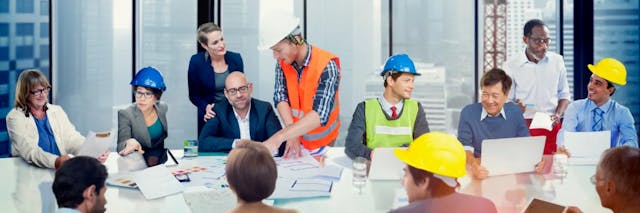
[0,147,608,213]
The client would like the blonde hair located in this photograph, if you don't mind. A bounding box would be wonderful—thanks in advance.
[14,69,51,117]
[197,22,221,44]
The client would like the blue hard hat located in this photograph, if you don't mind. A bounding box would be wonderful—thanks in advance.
[380,54,420,76]
[130,66,167,91]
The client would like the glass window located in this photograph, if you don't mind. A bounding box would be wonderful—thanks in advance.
[594,0,640,131]
[137,0,197,147]
[17,0,35,13]
[54,0,131,142]
[390,0,475,134]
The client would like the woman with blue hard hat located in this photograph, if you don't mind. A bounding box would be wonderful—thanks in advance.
[117,66,169,166]
[390,132,497,213]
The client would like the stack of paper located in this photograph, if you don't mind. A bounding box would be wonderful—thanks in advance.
[134,165,184,199]
[529,112,553,131]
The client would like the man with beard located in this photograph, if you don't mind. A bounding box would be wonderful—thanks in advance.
[52,156,108,213]
[199,72,285,155]
[503,19,571,155]
[556,58,637,155]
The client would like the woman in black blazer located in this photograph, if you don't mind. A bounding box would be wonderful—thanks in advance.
[188,22,244,136]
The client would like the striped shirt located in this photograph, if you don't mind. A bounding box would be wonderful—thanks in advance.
[273,45,340,126]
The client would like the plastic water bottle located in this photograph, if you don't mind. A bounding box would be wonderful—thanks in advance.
[183,140,198,157]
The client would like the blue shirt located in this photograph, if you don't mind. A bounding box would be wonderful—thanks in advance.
[34,115,61,156]
[273,44,340,126]
[557,99,638,148]
[457,103,530,157]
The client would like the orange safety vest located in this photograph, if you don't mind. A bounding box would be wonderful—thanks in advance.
[279,45,341,150]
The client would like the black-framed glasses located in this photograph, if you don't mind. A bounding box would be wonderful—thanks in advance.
[134,91,154,99]
[529,37,551,46]
[30,87,51,96]
[225,83,251,95]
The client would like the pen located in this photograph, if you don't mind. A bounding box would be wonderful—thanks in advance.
[167,149,179,165]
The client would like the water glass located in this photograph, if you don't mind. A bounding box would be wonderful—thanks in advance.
[552,153,568,178]
[183,140,198,157]
[352,157,367,191]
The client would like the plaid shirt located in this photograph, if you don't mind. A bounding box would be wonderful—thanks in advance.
[273,45,340,126]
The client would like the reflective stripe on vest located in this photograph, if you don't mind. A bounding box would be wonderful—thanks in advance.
[280,45,341,150]
[365,98,418,148]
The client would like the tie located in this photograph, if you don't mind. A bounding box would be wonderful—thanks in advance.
[390,106,398,119]
[592,108,604,131]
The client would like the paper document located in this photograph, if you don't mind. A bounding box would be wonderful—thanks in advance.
[564,131,610,165]
[183,184,235,213]
[134,165,184,199]
[269,178,332,199]
[481,136,545,176]
[275,155,343,179]
[529,112,553,131]
[107,172,138,189]
[77,131,113,158]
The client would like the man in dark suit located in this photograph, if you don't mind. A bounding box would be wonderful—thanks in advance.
[199,72,285,155]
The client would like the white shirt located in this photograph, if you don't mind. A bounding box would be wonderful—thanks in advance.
[378,96,404,117]
[231,103,251,148]
[480,107,507,121]
[503,49,571,119]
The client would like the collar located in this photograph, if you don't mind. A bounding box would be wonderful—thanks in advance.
[233,101,252,121]
[517,47,549,65]
[291,44,312,68]
[378,96,404,111]
[481,106,506,121]
[587,98,613,114]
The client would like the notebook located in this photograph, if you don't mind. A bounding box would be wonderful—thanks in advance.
[481,136,545,176]
[368,147,406,180]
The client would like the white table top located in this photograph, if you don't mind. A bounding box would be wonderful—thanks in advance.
[0,148,609,213]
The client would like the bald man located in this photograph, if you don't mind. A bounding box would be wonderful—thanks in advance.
[198,72,285,155]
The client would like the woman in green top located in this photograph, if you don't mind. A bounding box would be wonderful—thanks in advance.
[117,67,169,166]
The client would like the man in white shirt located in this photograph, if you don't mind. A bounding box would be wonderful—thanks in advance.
[198,72,285,155]
[503,19,571,155]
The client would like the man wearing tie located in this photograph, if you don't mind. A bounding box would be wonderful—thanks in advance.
[557,58,638,156]
[199,72,285,155]
[345,54,430,160]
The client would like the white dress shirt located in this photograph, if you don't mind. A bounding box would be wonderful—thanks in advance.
[231,103,251,148]
[503,49,571,119]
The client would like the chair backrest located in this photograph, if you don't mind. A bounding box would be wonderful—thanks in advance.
[111,104,130,152]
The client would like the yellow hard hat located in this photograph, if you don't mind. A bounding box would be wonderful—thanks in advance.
[394,132,467,178]
[588,58,627,85]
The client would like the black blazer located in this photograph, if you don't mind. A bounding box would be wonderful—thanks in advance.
[187,51,244,135]
[199,98,285,155]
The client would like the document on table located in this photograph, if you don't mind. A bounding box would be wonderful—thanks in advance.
[529,112,553,131]
[269,178,333,199]
[564,131,610,165]
[275,155,343,179]
[77,130,114,158]
[134,165,184,199]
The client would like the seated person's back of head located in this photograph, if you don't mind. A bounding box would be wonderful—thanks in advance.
[225,142,297,213]
[52,156,108,213]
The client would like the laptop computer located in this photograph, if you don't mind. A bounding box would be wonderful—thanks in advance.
[564,131,611,165]
[481,136,545,176]
[368,147,406,180]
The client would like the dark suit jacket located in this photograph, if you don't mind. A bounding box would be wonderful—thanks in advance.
[199,98,285,155]
[187,51,244,135]
[117,102,169,165]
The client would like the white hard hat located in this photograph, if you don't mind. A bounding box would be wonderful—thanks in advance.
[257,11,300,50]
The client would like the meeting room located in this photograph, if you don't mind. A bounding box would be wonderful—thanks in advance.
[1,0,639,212]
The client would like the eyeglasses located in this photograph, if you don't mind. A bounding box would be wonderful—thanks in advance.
[480,92,504,100]
[30,87,51,96]
[225,84,251,95]
[529,37,551,46]
[134,91,154,99]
